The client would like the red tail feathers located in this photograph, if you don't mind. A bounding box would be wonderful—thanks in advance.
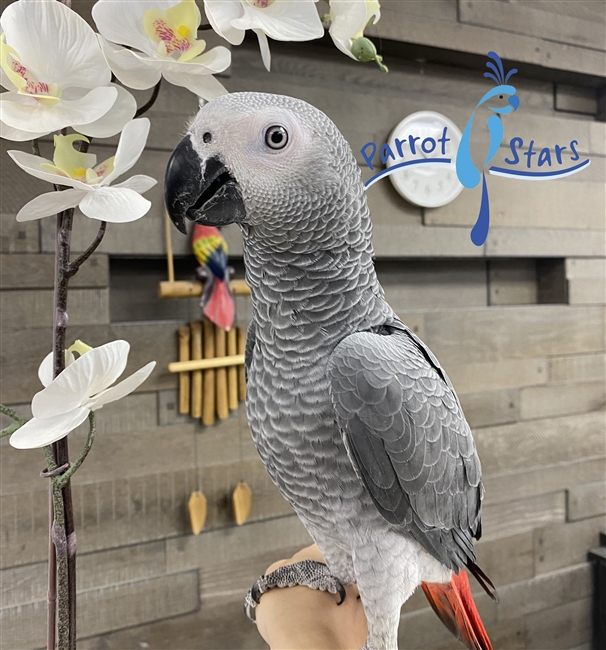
[421,571,492,650]
[203,278,235,331]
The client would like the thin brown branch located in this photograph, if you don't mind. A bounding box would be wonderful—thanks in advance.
[135,78,162,118]
[67,222,107,278]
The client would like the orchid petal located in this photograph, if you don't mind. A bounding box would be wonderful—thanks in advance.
[16,189,88,222]
[73,84,137,139]
[131,46,231,75]
[38,350,76,388]
[92,0,176,57]
[1,0,111,90]
[0,86,118,136]
[8,150,92,190]
[329,0,380,57]
[79,187,152,223]
[161,68,228,99]
[103,118,151,185]
[97,36,162,90]
[113,174,157,193]
[32,341,131,419]
[91,362,156,409]
[0,120,48,142]
[10,407,90,449]
[255,29,271,71]
[232,0,324,41]
[52,134,97,178]
[203,0,246,45]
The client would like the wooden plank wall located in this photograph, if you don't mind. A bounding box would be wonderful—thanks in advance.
[1,1,605,648]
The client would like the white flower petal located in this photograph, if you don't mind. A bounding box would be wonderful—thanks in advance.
[232,0,324,41]
[255,29,271,71]
[113,174,157,193]
[103,118,151,185]
[8,150,92,190]
[0,86,118,136]
[131,46,231,76]
[97,35,162,90]
[329,0,379,58]
[80,187,152,223]
[91,361,156,409]
[73,84,137,139]
[0,120,48,142]
[10,407,91,449]
[203,0,246,45]
[16,189,88,222]
[38,350,76,388]
[92,0,176,56]
[1,0,111,90]
[32,341,131,419]
[162,68,228,99]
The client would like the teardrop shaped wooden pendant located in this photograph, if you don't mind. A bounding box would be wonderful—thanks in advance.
[188,490,208,535]
[232,481,252,526]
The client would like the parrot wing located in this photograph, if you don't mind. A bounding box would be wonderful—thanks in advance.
[328,324,494,594]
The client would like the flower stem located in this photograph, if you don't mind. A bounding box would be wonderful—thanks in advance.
[67,223,107,278]
[135,79,162,118]
[0,404,28,425]
[56,413,96,489]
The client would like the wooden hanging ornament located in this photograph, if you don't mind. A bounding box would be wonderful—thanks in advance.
[232,481,253,525]
[188,491,208,535]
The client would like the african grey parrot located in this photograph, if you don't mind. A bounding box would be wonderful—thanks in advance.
[164,92,496,650]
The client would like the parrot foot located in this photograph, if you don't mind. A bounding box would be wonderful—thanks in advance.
[243,560,347,623]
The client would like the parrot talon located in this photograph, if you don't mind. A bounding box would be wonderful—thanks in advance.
[243,560,347,623]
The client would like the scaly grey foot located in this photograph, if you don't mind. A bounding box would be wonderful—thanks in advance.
[244,559,347,623]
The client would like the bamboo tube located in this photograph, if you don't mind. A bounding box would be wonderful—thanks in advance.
[227,328,239,411]
[237,326,246,401]
[178,327,191,414]
[202,317,215,426]
[215,325,229,420]
[169,355,244,373]
[159,279,250,299]
[190,322,203,418]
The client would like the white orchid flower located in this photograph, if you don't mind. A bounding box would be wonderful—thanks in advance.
[8,118,157,223]
[328,0,386,72]
[0,0,136,142]
[92,0,231,100]
[10,340,156,450]
[204,0,323,71]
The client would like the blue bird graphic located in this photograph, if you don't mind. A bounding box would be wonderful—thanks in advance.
[456,52,519,245]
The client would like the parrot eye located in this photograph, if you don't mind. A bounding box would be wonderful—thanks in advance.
[499,95,503,99]
[265,125,289,150]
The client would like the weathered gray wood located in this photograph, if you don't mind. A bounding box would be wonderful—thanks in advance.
[481,491,566,542]
[568,278,606,304]
[525,597,591,650]
[443,357,547,395]
[567,481,606,522]
[486,227,606,258]
[434,618,526,650]
[488,260,537,306]
[377,261,487,311]
[549,352,606,383]
[0,288,109,328]
[537,258,567,304]
[0,253,108,289]
[0,570,199,650]
[520,381,605,420]
[534,515,606,575]
[475,411,606,476]
[566,258,606,280]
[459,389,519,427]
[458,0,605,51]
[427,178,605,231]
[474,530,535,590]
[483,456,606,507]
[556,85,598,115]
[424,305,605,365]
[497,561,591,622]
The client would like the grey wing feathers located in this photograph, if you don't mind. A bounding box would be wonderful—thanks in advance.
[244,320,256,380]
[328,327,483,572]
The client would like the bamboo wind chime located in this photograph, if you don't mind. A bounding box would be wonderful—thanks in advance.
[161,212,253,533]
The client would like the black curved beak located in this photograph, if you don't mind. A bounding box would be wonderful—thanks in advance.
[164,135,246,234]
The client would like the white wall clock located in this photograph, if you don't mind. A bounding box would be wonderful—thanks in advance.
[387,111,463,208]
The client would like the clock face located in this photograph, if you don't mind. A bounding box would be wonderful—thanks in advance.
[387,111,463,208]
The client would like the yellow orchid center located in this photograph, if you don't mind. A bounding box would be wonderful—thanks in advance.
[143,0,207,63]
[68,340,93,357]
[244,0,276,7]
[0,34,62,105]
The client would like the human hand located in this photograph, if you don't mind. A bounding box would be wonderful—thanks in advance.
[255,544,368,650]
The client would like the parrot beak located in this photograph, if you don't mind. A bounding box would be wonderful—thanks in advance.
[164,135,246,234]
[508,95,520,111]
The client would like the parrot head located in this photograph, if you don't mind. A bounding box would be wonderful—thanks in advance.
[164,92,361,247]
[477,51,520,114]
